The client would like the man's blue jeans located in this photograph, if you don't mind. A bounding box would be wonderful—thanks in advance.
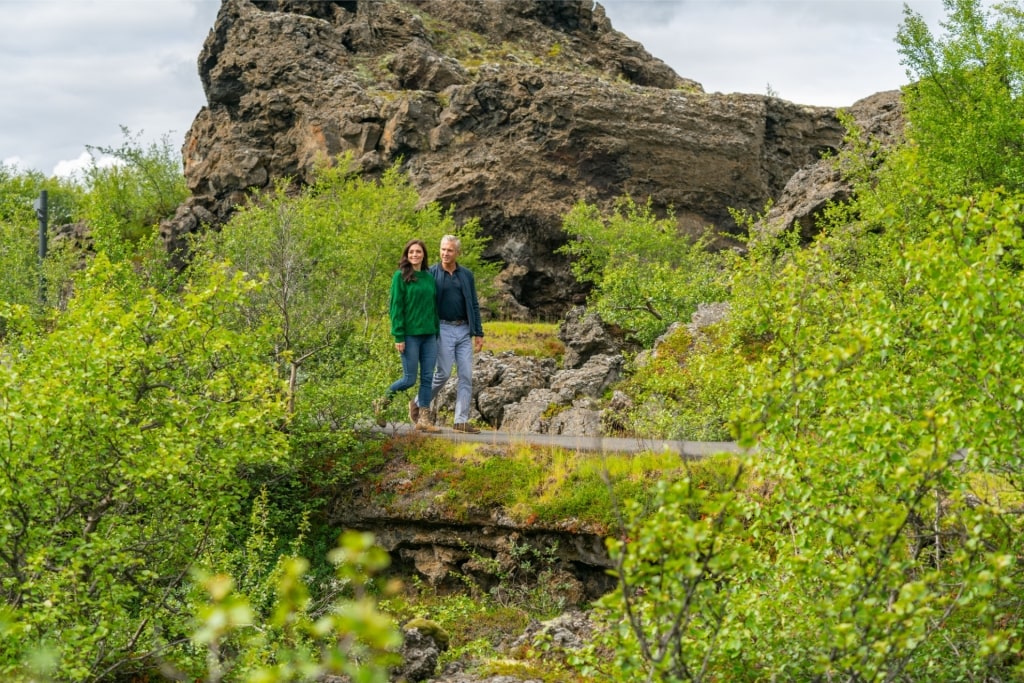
[387,333,438,409]
[432,321,473,424]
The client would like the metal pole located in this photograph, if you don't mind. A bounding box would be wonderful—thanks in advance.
[34,190,48,303]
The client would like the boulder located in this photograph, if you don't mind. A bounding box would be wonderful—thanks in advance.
[397,625,444,682]
[432,352,555,426]
[549,354,623,401]
[547,401,602,437]
[558,305,621,369]
[756,89,904,241]
[162,0,900,318]
[497,387,560,435]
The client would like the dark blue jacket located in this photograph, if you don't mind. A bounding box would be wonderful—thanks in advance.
[429,262,484,338]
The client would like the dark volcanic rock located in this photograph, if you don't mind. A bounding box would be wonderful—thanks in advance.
[165,0,902,317]
[757,89,904,241]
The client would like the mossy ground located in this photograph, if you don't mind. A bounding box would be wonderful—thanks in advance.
[483,320,565,359]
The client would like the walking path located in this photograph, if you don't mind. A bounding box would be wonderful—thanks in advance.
[374,423,742,459]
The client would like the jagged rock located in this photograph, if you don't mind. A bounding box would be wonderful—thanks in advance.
[687,301,730,341]
[388,39,468,92]
[634,301,731,367]
[432,351,555,426]
[558,305,621,369]
[50,221,92,251]
[757,89,904,241]
[499,387,559,434]
[510,610,593,652]
[163,0,894,317]
[400,545,470,585]
[547,402,602,437]
[517,308,625,436]
[397,626,443,682]
[549,353,622,401]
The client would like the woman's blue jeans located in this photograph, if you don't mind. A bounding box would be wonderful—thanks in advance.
[387,333,438,409]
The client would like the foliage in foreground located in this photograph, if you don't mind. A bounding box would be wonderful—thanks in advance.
[0,257,289,681]
[582,189,1024,683]
[187,530,402,683]
[568,2,1024,680]
[0,150,508,680]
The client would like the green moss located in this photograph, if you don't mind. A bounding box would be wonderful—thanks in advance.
[371,438,740,530]
[484,320,565,359]
[403,617,450,649]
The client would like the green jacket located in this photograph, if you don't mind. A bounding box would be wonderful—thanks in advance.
[390,269,439,341]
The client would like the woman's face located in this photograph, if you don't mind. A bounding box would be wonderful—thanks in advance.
[407,243,425,268]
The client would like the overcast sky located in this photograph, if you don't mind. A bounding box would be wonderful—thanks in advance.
[1,0,950,179]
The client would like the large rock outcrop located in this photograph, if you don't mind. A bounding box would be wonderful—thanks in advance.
[165,0,901,317]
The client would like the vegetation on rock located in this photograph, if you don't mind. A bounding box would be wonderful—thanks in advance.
[0,0,1023,680]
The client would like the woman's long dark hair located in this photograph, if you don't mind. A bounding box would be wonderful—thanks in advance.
[399,239,429,283]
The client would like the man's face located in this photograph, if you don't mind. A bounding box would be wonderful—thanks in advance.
[440,241,458,267]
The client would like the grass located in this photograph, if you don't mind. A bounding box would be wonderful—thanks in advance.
[484,320,564,359]
[372,436,743,532]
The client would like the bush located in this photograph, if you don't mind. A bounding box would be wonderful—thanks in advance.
[0,257,288,680]
[559,196,728,347]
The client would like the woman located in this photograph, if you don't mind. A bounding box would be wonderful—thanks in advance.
[374,239,441,432]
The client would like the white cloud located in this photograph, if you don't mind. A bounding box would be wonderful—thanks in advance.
[3,156,28,172]
[51,151,120,180]
[600,0,950,105]
[0,0,219,177]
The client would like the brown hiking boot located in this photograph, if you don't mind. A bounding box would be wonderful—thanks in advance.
[452,422,481,434]
[408,399,420,424]
[415,411,440,433]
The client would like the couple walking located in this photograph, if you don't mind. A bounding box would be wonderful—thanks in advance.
[375,234,484,433]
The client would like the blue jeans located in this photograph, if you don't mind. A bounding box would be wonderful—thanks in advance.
[388,333,438,409]
[431,321,473,424]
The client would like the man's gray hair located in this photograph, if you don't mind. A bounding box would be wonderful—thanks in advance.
[440,234,461,254]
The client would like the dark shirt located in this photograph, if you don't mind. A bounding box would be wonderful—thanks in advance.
[437,267,468,322]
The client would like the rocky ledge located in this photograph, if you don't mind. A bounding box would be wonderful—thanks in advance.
[163,0,902,318]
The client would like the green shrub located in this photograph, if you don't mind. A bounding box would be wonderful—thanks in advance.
[559,196,728,346]
[0,257,288,680]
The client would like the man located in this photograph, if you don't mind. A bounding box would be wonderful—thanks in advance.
[425,234,484,432]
